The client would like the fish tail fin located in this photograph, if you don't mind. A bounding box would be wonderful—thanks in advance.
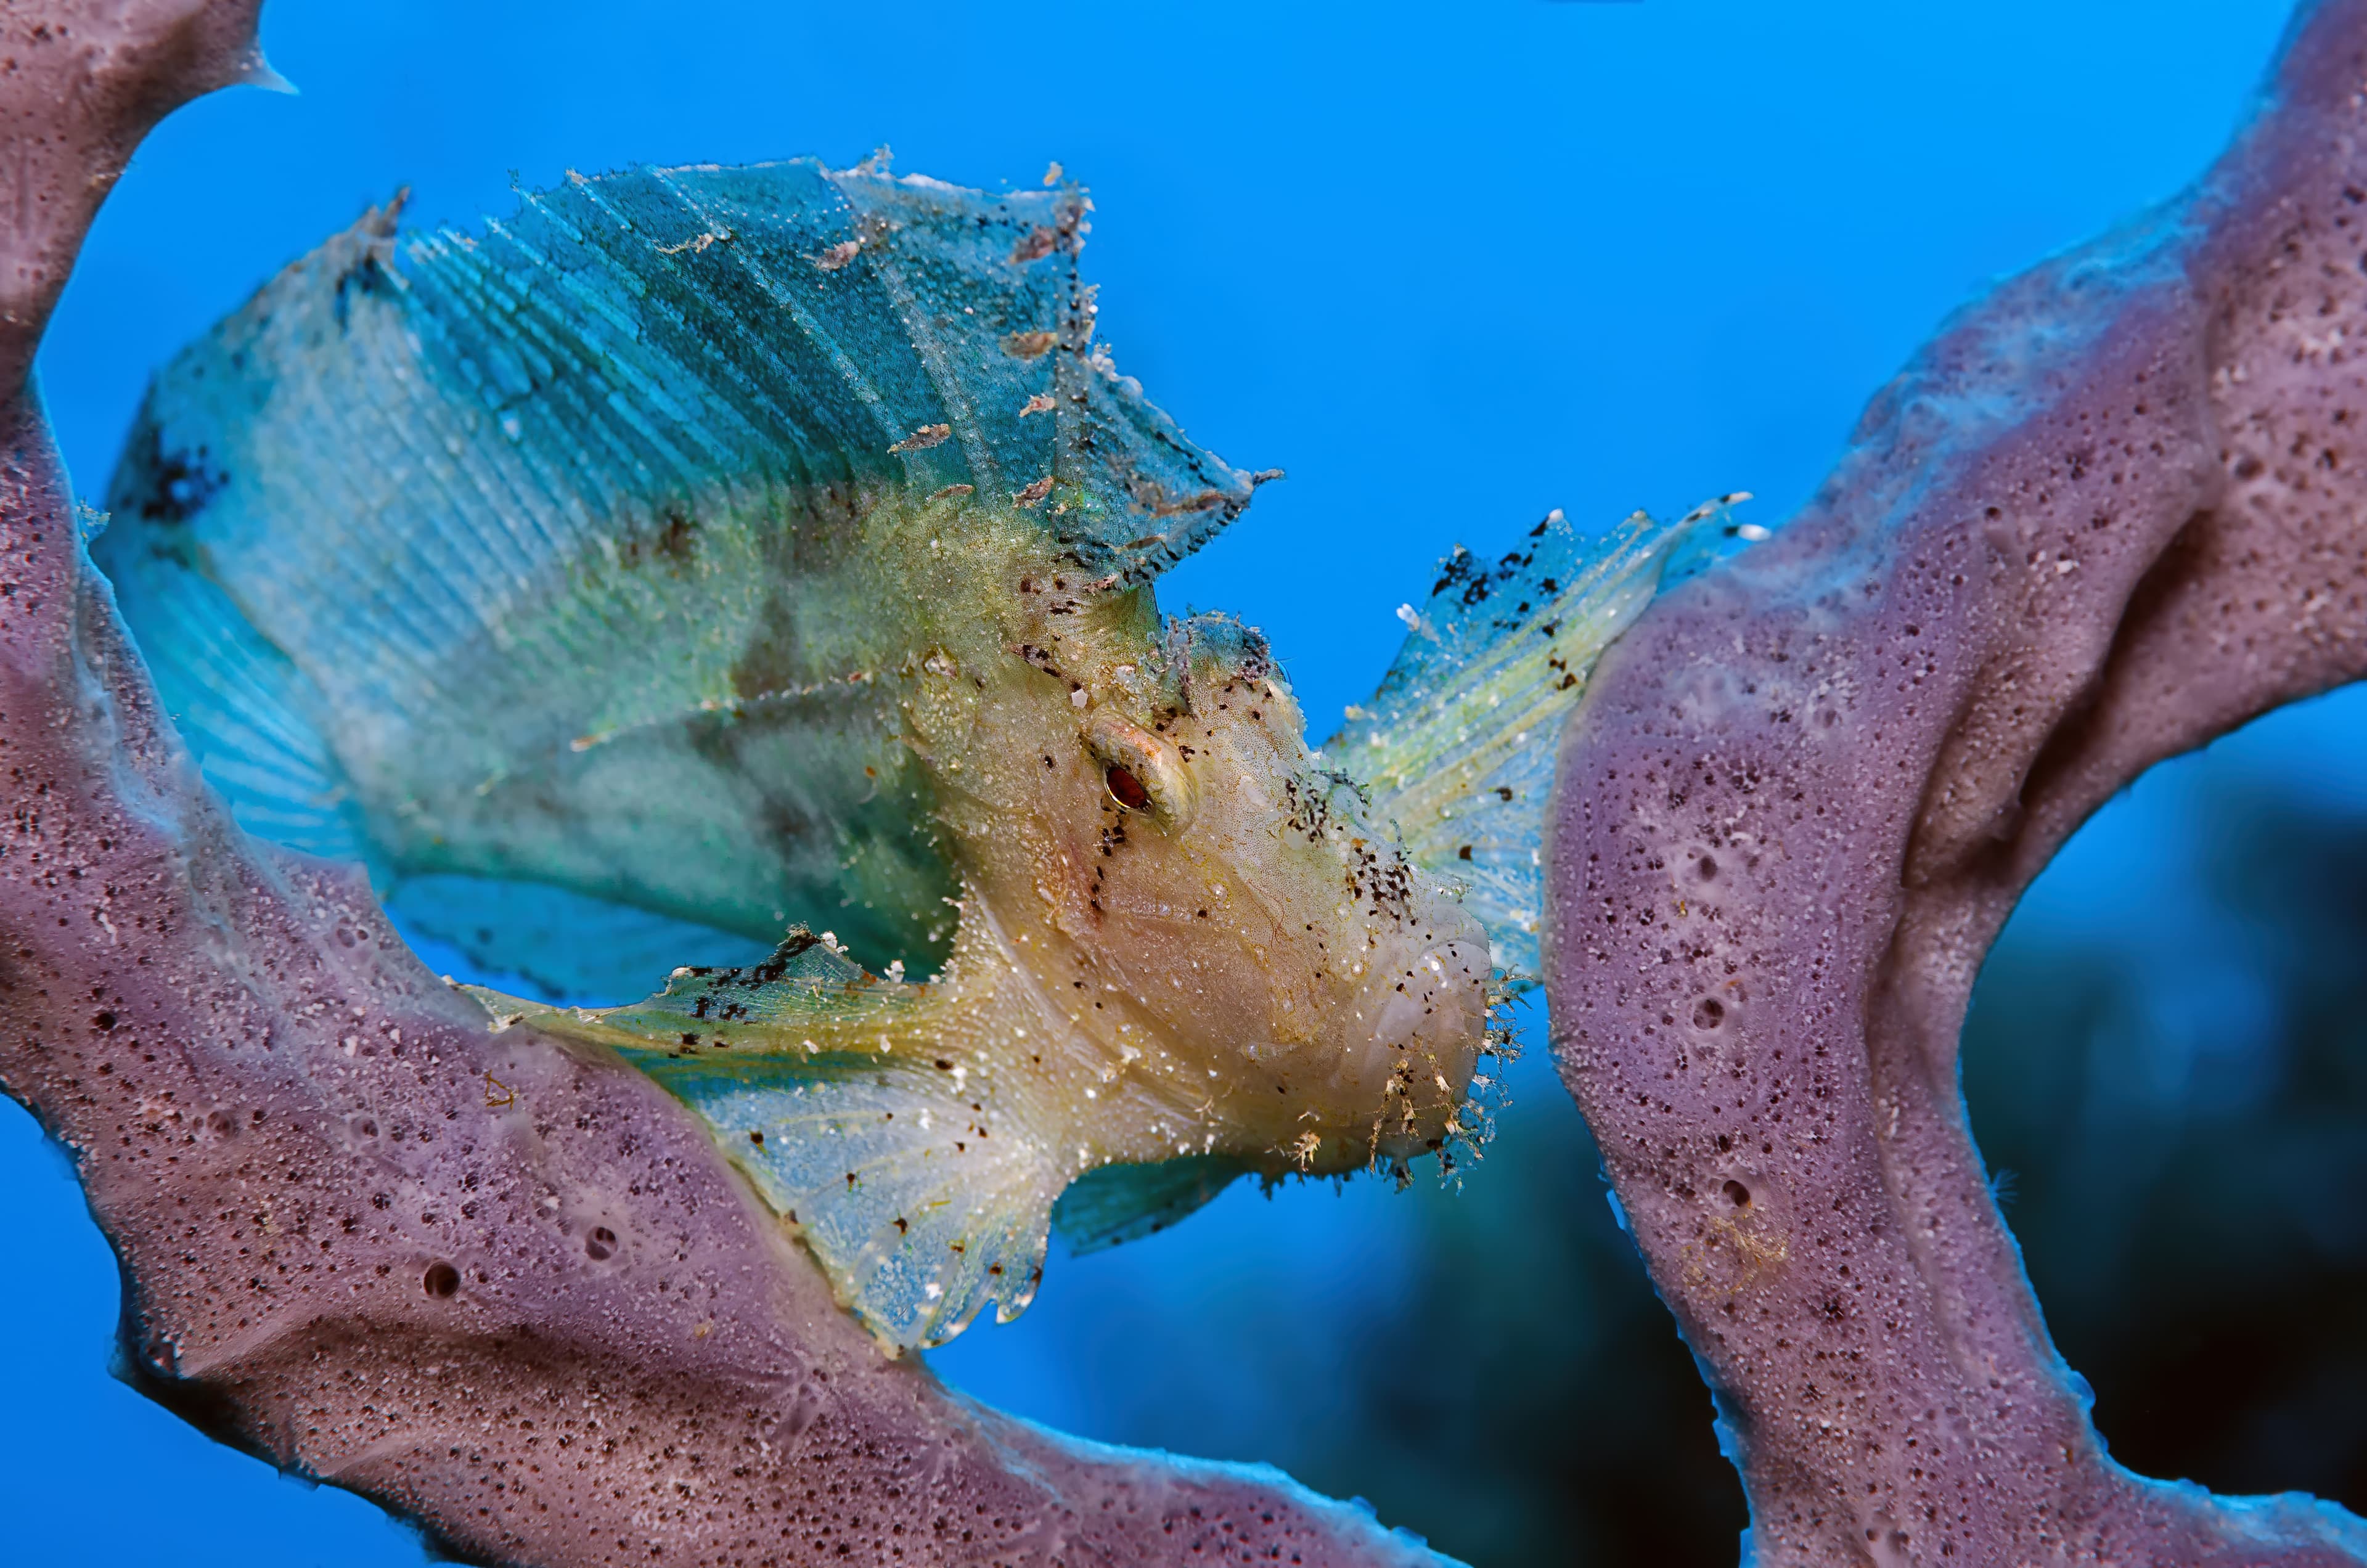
[475,928,1064,1350]
[103,528,771,1001]
[390,873,774,1003]
[1328,496,1757,983]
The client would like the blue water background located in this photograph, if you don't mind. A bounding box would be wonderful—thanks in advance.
[7,1,2337,1562]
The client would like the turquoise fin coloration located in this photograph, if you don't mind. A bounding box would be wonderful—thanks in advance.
[1050,1154,1248,1256]
[1330,497,1752,984]
[479,928,1064,1349]
[99,547,371,866]
[96,161,1261,987]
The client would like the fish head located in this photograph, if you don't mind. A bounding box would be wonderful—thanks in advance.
[963,594,1492,1177]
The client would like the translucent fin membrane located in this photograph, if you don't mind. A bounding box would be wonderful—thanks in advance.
[1332,497,1751,982]
[478,929,1065,1350]
[389,873,772,1004]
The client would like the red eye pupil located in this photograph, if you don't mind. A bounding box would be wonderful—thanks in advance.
[1105,764,1151,811]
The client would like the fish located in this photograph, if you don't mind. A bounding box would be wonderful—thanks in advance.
[94,155,1749,1349]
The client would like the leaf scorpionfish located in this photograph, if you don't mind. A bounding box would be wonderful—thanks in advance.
[94,157,1748,1349]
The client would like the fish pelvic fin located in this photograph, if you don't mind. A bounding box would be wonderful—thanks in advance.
[1049,1154,1246,1257]
[1327,496,1755,984]
[472,927,1063,1352]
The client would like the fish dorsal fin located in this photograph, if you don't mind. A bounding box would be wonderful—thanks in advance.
[96,161,1259,976]
[481,927,1064,1350]
[1330,497,1751,983]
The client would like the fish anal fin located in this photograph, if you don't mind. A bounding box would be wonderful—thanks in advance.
[672,1057,1060,1350]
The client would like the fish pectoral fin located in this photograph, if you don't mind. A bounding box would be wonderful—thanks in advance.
[474,928,1061,1352]
[1050,1154,1247,1257]
[1327,496,1754,984]
[659,1055,1061,1352]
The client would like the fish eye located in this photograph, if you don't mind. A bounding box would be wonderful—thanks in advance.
[1081,711,1198,829]
[1104,763,1151,811]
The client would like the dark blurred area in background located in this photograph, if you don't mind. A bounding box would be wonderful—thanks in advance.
[1294,1082,1746,1567]
[1964,777,2367,1509]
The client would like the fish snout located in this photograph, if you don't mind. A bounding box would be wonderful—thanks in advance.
[1355,936,1490,1162]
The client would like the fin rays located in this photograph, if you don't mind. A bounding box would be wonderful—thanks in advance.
[479,929,1063,1349]
[1335,497,1753,982]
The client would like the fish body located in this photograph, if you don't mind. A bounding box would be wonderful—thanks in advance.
[98,157,1738,1347]
[481,505,1494,1344]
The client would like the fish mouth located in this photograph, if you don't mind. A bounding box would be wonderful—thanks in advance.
[1339,933,1492,1166]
